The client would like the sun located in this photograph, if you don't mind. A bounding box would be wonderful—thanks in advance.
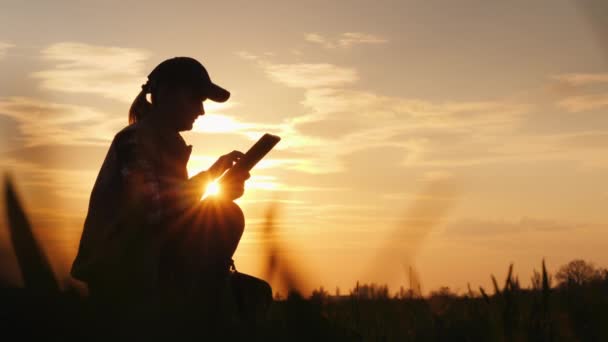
[202,180,221,199]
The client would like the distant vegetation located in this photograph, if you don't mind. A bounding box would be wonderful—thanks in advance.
[3,258,606,341]
[283,259,608,341]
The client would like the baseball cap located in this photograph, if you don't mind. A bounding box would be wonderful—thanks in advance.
[147,56,230,102]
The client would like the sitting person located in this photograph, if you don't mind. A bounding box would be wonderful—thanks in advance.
[70,57,271,335]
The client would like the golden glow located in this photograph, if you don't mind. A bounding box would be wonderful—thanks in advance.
[203,180,221,199]
[247,175,280,191]
[193,114,250,133]
[186,156,216,178]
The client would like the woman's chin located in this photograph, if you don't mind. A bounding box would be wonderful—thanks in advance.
[178,122,194,132]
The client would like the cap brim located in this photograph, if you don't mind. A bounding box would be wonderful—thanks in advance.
[206,83,230,103]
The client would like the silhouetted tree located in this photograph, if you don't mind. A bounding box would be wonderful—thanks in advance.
[429,286,456,298]
[311,286,329,302]
[555,259,600,287]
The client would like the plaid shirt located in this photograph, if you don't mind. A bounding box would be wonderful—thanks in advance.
[71,120,205,292]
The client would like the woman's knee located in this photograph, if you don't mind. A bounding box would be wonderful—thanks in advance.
[195,198,245,258]
[199,198,244,231]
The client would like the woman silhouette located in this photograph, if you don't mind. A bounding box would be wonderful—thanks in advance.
[70,57,254,326]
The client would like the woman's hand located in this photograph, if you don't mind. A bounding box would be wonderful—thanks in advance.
[219,171,251,201]
[208,150,245,179]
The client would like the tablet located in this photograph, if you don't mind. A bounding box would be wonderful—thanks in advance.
[221,133,281,180]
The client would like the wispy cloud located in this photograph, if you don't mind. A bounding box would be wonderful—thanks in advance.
[443,218,608,242]
[264,63,358,88]
[291,87,530,167]
[235,50,260,61]
[237,50,358,88]
[31,42,150,102]
[0,42,15,59]
[239,56,605,176]
[551,72,608,112]
[552,73,608,86]
[238,54,536,173]
[305,32,388,49]
[557,93,608,112]
[339,32,388,47]
[297,88,527,128]
[286,85,597,172]
[301,92,528,170]
[559,131,608,149]
[0,96,121,147]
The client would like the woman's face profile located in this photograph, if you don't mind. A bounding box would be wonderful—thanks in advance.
[155,85,206,131]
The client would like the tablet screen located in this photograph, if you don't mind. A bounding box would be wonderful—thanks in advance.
[222,133,281,179]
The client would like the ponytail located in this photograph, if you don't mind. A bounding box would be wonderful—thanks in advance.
[128,82,152,124]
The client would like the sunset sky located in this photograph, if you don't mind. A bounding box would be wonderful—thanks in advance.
[1,0,607,295]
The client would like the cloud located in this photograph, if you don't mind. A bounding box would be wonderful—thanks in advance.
[239,56,534,173]
[298,88,527,126]
[443,217,593,238]
[0,96,122,147]
[556,93,608,112]
[284,87,531,171]
[304,33,328,47]
[550,131,608,168]
[0,42,14,59]
[550,72,608,112]
[446,217,571,237]
[422,170,455,182]
[237,50,358,89]
[559,131,608,149]
[264,63,358,88]
[339,32,388,47]
[552,73,608,86]
[292,118,364,139]
[305,32,388,49]
[237,57,604,174]
[292,88,529,159]
[235,50,260,61]
[31,42,150,102]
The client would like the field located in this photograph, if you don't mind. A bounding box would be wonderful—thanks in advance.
[2,265,608,341]
[2,176,608,341]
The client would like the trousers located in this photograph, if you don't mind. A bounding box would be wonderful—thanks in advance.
[159,198,245,309]
[85,198,257,336]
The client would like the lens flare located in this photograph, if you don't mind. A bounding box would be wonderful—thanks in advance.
[203,180,221,199]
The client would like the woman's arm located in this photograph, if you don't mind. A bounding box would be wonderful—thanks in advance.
[182,150,246,202]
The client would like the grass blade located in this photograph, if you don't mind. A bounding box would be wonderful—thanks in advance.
[4,174,59,293]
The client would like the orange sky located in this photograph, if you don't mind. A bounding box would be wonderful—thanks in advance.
[1,0,608,295]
